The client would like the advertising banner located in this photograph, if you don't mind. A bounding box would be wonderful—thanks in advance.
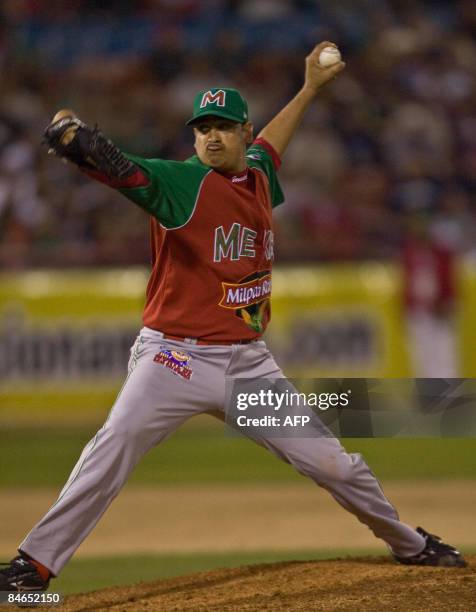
[268,264,410,377]
[0,264,412,416]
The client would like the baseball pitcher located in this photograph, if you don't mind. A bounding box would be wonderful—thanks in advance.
[0,42,466,593]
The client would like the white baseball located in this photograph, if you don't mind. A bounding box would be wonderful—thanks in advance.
[318,46,341,67]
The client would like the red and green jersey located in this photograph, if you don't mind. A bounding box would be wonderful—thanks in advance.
[118,138,284,342]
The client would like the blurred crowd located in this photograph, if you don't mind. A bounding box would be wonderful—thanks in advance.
[0,0,475,268]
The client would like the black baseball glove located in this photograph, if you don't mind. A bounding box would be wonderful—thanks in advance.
[43,114,137,181]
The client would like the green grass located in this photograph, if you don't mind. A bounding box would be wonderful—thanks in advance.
[52,549,381,594]
[1,425,476,487]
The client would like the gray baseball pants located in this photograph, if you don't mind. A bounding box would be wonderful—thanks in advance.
[20,327,425,575]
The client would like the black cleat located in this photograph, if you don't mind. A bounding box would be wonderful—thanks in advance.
[0,555,50,592]
[394,527,467,567]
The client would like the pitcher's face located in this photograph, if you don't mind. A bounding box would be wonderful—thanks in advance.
[193,117,253,173]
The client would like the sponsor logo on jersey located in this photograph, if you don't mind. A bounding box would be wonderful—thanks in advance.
[231,172,248,183]
[200,89,226,108]
[218,270,272,333]
[154,348,193,380]
[219,273,272,309]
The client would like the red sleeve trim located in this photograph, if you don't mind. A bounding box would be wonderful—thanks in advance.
[81,168,150,189]
[252,137,281,170]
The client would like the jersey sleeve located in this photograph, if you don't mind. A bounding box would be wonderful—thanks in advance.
[246,138,285,208]
[118,155,210,229]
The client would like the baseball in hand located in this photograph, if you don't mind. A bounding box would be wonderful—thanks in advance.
[318,46,342,67]
[52,109,78,145]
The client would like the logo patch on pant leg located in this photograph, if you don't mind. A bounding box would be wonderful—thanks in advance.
[153,348,193,380]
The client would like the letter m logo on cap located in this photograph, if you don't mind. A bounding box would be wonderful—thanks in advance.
[200,89,226,108]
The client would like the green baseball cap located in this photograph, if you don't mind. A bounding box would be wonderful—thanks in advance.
[186,88,249,125]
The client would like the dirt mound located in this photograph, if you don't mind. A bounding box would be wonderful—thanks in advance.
[49,555,475,611]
